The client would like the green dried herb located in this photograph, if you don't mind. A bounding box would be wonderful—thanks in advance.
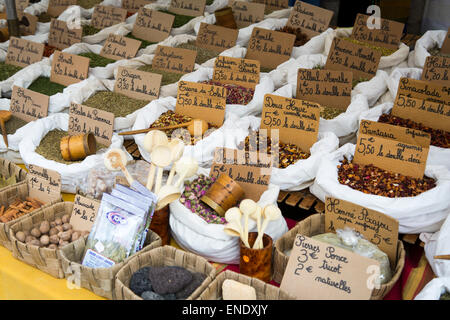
[260,66,274,73]
[82,25,101,37]
[0,62,22,81]
[312,64,324,69]
[341,37,396,56]
[206,0,213,5]
[159,9,196,28]
[6,116,28,135]
[27,77,66,96]
[37,12,52,23]
[176,40,218,65]
[429,45,450,58]
[352,77,369,88]
[77,0,102,9]
[126,33,156,50]
[0,175,16,188]
[440,292,450,300]
[83,91,149,117]
[320,106,345,120]
[78,52,116,68]
[137,65,184,86]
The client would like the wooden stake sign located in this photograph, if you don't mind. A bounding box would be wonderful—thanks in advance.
[152,45,197,75]
[286,1,334,38]
[27,165,61,203]
[441,27,450,55]
[325,37,381,81]
[351,13,404,50]
[91,5,127,29]
[6,37,44,68]
[69,194,100,232]
[68,102,114,146]
[50,51,90,87]
[228,0,265,28]
[169,0,206,17]
[114,66,162,102]
[252,0,289,12]
[280,234,379,300]
[47,0,76,17]
[17,12,38,36]
[196,23,239,53]
[245,27,296,69]
[122,0,155,13]
[421,56,450,85]
[100,34,141,61]
[213,56,260,89]
[132,8,174,43]
[324,197,399,266]
[353,120,431,179]
[396,77,450,106]
[296,68,352,111]
[10,86,49,122]
[48,19,82,50]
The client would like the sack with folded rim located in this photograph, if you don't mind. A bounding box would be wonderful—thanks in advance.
[408,30,448,68]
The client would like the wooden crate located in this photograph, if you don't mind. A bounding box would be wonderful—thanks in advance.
[277,188,325,222]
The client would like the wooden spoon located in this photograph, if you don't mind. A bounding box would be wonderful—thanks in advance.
[174,157,198,188]
[143,130,168,191]
[253,204,281,249]
[225,207,250,248]
[104,149,134,185]
[239,199,257,250]
[0,110,12,147]
[249,206,263,249]
[166,138,185,186]
[151,145,172,194]
[118,119,209,136]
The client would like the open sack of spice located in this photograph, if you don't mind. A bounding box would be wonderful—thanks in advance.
[310,143,450,234]
[408,29,448,68]
[0,33,49,62]
[415,277,450,300]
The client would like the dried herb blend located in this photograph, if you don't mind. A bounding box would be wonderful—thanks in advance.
[78,52,116,68]
[126,33,156,50]
[27,77,66,96]
[158,10,196,28]
[83,91,149,118]
[260,66,274,73]
[441,292,450,300]
[77,0,102,9]
[428,45,450,58]
[0,62,22,81]
[82,25,101,37]
[137,65,184,86]
[175,40,218,65]
[341,36,397,56]
[6,116,28,135]
[200,80,255,105]
[276,26,310,47]
[320,105,345,119]
[0,175,16,189]
[37,12,52,23]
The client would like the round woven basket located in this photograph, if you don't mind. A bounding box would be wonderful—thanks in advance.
[273,213,405,300]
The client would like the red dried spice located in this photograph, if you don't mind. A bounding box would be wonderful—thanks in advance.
[43,44,57,58]
[200,80,255,105]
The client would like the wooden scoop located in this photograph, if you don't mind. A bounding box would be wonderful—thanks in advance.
[104,149,134,185]
[0,110,12,148]
[118,119,209,136]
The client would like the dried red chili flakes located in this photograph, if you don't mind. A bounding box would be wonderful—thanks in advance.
[378,113,450,148]
[200,80,255,105]
[337,158,436,197]
[43,44,57,58]
[275,26,310,47]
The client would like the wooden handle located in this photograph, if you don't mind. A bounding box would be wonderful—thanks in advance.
[120,163,134,185]
[166,167,176,186]
[0,120,7,148]
[434,255,450,260]
[119,121,192,136]
[154,167,164,194]
[146,164,157,191]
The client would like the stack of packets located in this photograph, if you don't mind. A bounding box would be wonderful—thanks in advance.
[82,182,157,268]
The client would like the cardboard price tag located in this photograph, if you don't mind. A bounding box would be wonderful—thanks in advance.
[47,0,76,17]
[132,8,174,43]
[69,195,100,233]
[114,66,162,102]
[50,50,90,87]
[213,56,260,89]
[396,77,450,106]
[27,165,61,203]
[210,147,271,201]
[296,68,352,111]
[441,27,450,55]
[245,27,295,69]
[100,34,141,61]
[68,102,114,146]
[17,12,38,36]
[175,81,226,127]
[280,234,379,300]
[122,0,155,13]
[326,37,381,81]
[261,93,320,152]
[15,0,29,13]
[91,5,127,29]
[48,19,82,50]
[228,0,265,28]
[6,37,44,68]
[153,45,197,75]
[287,1,334,38]
[351,13,404,50]
[353,120,431,179]
[196,23,238,53]
[421,56,450,85]
[252,0,289,12]
[10,86,49,122]
[324,197,399,266]
[169,0,206,17]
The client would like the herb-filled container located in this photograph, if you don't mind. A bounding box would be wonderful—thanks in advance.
[409,29,448,68]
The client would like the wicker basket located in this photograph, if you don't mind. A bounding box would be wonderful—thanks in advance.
[197,270,296,300]
[273,213,405,300]
[0,158,27,189]
[115,245,216,300]
[59,230,162,299]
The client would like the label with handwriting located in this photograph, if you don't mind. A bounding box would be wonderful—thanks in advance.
[69,195,100,232]
[287,1,334,38]
[196,22,239,53]
[169,0,206,17]
[421,56,450,85]
[228,0,265,28]
[114,66,162,102]
[68,102,114,146]
[280,234,378,300]
[17,12,38,36]
[210,147,271,201]
[27,165,61,203]
[296,68,352,111]
[15,0,29,13]
[396,77,450,106]
[48,19,82,50]
[213,56,260,89]
[441,27,450,55]
[6,37,44,68]
[10,86,49,122]
[91,5,127,29]
[354,120,430,179]
[325,197,399,266]
[50,50,90,87]
[132,8,174,43]
[100,34,141,61]
[47,0,76,17]
[122,0,155,13]
[351,13,404,50]
[175,80,226,127]
[252,0,288,12]
[245,27,296,69]
[326,37,381,81]
[261,93,319,152]
[152,45,197,74]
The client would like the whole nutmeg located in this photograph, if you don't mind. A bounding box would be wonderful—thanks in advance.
[39,221,50,234]
[16,231,26,242]
[50,221,56,228]
[55,225,64,233]
[62,214,70,224]
[30,228,41,238]
[55,218,63,226]
[60,231,71,241]
[49,228,58,236]
[30,239,41,247]
[23,230,30,237]
[71,232,80,242]
[49,235,59,244]
[48,244,58,250]
[25,235,37,243]
[62,223,72,231]
[40,235,50,246]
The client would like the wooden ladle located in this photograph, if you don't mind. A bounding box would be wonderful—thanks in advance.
[253,204,281,249]
[151,145,172,194]
[104,148,134,185]
[118,119,209,136]
[0,110,12,147]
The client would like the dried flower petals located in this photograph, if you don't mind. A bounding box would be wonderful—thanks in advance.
[200,80,255,105]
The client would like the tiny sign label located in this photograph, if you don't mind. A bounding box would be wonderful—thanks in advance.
[169,0,206,17]
[252,0,289,12]
[48,19,82,50]
[10,86,49,122]
[47,0,76,17]
[196,23,239,53]
[17,12,38,36]
[68,102,114,146]
[421,56,450,85]
[122,0,155,13]
[50,50,90,87]
[213,56,260,89]
[324,197,399,266]
[132,8,174,43]
[280,234,379,300]
[396,77,450,106]
[153,45,197,75]
[27,165,61,203]
[69,195,100,233]
[261,93,320,153]
[91,5,127,29]
[210,147,272,201]
[6,37,44,68]
[228,0,265,28]
[296,68,352,111]
[100,34,141,61]
[354,120,431,179]
[287,1,334,38]
[245,27,296,69]
[325,37,381,81]
[114,66,162,102]
[441,27,450,55]
[351,13,404,50]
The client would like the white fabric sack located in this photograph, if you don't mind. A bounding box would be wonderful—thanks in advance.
[310,143,450,234]
[384,67,422,102]
[408,30,447,68]
[0,33,49,63]
[137,34,197,56]
[169,166,288,264]
[18,112,129,193]
[415,277,450,300]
